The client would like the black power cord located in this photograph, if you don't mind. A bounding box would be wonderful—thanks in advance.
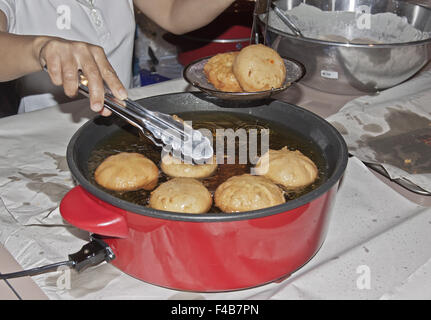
[0,261,75,280]
[0,236,115,280]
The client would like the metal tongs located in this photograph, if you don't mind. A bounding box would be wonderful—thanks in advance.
[271,3,303,37]
[78,74,213,162]
[250,0,271,45]
[250,1,303,44]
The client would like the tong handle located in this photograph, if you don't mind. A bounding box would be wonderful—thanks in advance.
[250,0,271,45]
[78,73,193,152]
[79,74,184,135]
[77,73,213,161]
[271,3,303,37]
[78,74,140,129]
[77,74,164,147]
[254,0,271,14]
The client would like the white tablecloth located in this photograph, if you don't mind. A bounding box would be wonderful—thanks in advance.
[0,79,430,299]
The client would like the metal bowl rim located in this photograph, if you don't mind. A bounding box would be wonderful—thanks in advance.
[265,0,431,48]
[266,24,431,48]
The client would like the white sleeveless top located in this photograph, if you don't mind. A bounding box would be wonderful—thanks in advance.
[0,0,135,112]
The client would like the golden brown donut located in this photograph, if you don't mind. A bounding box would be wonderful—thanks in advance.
[204,52,243,92]
[232,44,286,92]
[149,178,212,214]
[160,154,217,178]
[255,147,318,189]
[94,152,158,191]
[214,174,285,213]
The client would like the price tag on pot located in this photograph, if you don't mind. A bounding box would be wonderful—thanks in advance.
[321,70,339,80]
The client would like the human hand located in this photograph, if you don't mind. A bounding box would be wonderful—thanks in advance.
[38,37,128,116]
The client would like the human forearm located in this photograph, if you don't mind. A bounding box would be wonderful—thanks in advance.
[134,0,235,34]
[0,32,127,116]
[0,32,50,81]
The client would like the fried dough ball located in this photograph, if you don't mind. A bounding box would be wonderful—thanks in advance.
[149,178,212,214]
[214,174,285,213]
[160,154,217,178]
[172,114,184,124]
[94,152,158,191]
[204,52,243,92]
[255,147,318,189]
[232,44,286,92]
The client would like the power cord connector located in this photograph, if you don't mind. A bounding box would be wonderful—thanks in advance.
[0,236,115,280]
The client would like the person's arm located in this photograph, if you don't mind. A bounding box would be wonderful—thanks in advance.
[133,0,236,35]
[0,11,46,81]
[0,11,127,116]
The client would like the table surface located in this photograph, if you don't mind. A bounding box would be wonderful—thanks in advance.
[0,78,430,300]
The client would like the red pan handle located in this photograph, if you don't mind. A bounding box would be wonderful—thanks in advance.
[60,186,129,238]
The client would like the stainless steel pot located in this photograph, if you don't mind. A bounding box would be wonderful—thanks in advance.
[264,0,431,95]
